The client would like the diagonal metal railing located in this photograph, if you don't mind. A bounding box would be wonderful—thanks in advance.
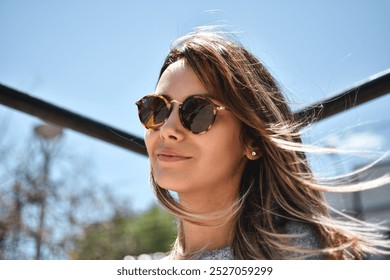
[294,68,390,123]
[1,68,390,157]
[0,84,148,156]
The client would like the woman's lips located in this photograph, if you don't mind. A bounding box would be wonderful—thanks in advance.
[158,154,191,162]
[157,149,191,162]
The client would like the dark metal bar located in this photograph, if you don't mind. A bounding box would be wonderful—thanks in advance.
[0,84,147,156]
[294,69,390,123]
[1,69,389,157]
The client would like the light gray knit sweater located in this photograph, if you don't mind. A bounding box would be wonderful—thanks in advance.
[197,221,323,260]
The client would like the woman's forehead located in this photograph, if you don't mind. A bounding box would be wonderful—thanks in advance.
[156,61,206,96]
[159,57,227,105]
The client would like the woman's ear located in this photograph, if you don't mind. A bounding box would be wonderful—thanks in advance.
[242,128,262,160]
[244,145,262,160]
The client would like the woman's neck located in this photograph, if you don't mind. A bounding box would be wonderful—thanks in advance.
[181,219,234,252]
[178,187,239,253]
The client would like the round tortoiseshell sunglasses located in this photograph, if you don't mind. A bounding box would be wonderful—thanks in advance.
[136,94,229,134]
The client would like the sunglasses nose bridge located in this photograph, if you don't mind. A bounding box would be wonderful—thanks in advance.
[169,99,182,106]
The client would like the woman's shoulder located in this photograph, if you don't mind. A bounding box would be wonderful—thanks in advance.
[195,221,324,260]
[284,220,324,259]
[198,246,233,260]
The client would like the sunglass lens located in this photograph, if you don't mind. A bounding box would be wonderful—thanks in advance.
[138,96,169,128]
[181,97,215,134]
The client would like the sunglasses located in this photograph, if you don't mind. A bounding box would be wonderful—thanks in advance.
[135,94,229,134]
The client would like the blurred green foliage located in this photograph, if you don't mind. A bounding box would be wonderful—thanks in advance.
[70,205,176,259]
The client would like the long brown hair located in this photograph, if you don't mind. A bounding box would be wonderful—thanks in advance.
[150,27,390,259]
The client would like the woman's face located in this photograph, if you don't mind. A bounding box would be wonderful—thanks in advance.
[145,59,250,197]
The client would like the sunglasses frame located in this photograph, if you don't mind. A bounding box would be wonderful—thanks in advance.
[136,94,229,134]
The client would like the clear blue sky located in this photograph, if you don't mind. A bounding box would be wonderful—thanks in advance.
[1,0,389,211]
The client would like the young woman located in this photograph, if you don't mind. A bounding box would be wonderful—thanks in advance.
[135,28,390,259]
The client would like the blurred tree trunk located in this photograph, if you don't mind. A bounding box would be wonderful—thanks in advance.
[0,123,134,259]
